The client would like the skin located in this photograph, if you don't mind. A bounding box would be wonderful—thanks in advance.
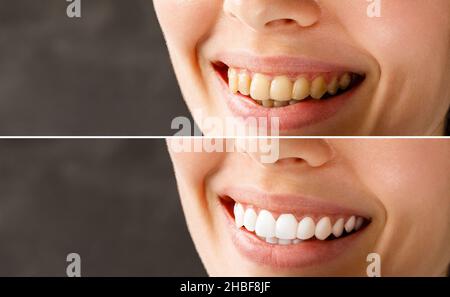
[154,0,450,136]
[168,139,450,276]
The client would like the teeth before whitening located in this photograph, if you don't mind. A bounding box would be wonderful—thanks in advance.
[228,68,356,107]
[234,202,366,245]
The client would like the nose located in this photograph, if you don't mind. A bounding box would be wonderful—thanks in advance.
[246,139,334,167]
[223,0,321,31]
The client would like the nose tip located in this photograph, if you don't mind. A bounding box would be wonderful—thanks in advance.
[223,0,320,32]
[246,139,335,168]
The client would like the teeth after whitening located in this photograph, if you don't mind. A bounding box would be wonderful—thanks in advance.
[234,203,245,228]
[344,216,356,233]
[233,203,365,245]
[332,218,345,237]
[297,217,315,240]
[315,217,332,240]
[243,208,257,232]
[255,210,276,238]
[228,68,355,105]
[275,214,298,240]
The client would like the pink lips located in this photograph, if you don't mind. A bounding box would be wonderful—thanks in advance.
[213,52,364,132]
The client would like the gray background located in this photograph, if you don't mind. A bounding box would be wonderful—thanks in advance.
[0,0,206,277]
[0,140,206,276]
[0,0,190,135]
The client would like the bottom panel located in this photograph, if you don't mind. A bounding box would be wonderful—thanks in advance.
[0,139,448,277]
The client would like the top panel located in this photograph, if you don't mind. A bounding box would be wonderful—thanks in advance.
[1,0,449,136]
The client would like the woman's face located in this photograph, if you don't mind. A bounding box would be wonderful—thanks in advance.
[168,139,450,276]
[154,0,450,136]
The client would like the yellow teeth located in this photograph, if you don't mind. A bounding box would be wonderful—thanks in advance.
[292,77,310,101]
[273,101,289,107]
[310,76,327,99]
[228,68,239,94]
[339,73,351,90]
[238,72,251,96]
[262,99,274,107]
[250,74,271,101]
[327,76,339,96]
[227,68,355,106]
[270,76,293,102]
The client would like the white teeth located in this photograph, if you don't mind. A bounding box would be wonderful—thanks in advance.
[250,73,271,101]
[275,214,298,240]
[238,72,251,96]
[344,216,356,233]
[355,217,364,231]
[332,218,345,238]
[234,203,366,245]
[234,203,245,228]
[297,217,316,240]
[255,210,276,238]
[315,217,332,240]
[243,208,257,232]
[228,67,356,106]
[278,239,292,245]
[270,76,293,101]
[266,237,278,244]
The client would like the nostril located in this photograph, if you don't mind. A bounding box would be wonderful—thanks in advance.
[275,158,306,166]
[265,19,298,28]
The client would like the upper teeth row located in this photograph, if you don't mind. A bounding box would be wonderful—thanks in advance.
[234,203,364,244]
[228,68,353,105]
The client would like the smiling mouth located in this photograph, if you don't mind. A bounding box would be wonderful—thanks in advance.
[217,187,373,268]
[213,63,365,108]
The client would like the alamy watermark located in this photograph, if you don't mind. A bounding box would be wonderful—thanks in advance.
[66,0,81,18]
[66,252,81,277]
[170,111,280,164]
[366,252,381,277]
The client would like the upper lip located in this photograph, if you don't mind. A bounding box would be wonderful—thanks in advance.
[213,51,366,76]
[218,186,372,219]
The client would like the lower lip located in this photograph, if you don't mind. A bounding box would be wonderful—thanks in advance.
[214,69,358,132]
[220,202,365,269]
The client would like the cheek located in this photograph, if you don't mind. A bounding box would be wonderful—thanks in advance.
[341,0,450,65]
[167,140,225,188]
[345,140,450,222]
[154,0,221,49]
[334,0,450,127]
